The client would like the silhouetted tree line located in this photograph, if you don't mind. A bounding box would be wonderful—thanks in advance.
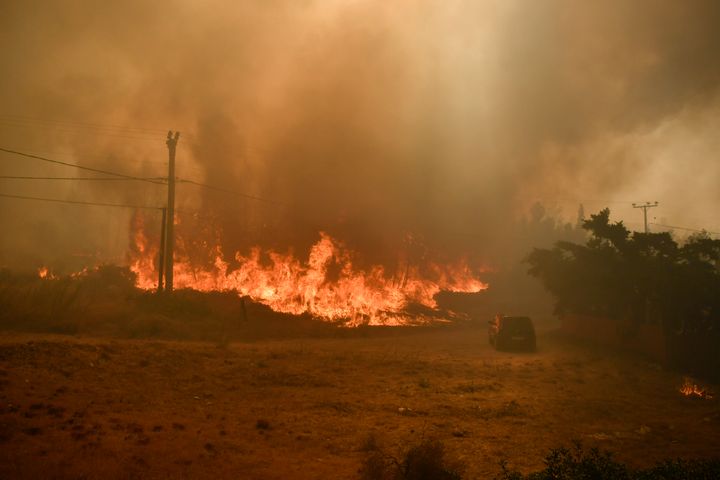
[526,209,720,334]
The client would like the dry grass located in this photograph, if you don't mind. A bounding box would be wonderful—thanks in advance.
[0,327,719,479]
[0,267,344,342]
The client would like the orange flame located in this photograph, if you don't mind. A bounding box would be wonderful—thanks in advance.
[37,266,52,279]
[130,225,487,326]
[680,377,714,399]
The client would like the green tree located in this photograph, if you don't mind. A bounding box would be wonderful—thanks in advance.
[526,209,720,332]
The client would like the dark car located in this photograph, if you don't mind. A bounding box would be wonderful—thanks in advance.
[488,314,536,351]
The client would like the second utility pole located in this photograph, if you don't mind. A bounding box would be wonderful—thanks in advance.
[157,207,166,293]
[632,201,658,233]
[165,131,180,292]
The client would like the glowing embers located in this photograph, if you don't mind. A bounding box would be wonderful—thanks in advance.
[680,377,714,400]
[129,227,487,326]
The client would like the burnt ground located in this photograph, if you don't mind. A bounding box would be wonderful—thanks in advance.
[0,323,718,479]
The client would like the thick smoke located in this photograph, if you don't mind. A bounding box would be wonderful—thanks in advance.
[1,0,719,272]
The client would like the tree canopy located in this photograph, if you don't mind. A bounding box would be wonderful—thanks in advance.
[526,209,720,333]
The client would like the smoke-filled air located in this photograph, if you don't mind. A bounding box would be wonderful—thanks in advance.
[2,1,720,478]
[3,0,719,264]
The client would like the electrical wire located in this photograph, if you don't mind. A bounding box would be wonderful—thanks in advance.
[649,223,719,236]
[0,114,169,135]
[177,178,280,205]
[0,192,162,210]
[0,147,167,185]
[0,148,279,205]
[0,123,176,144]
[0,145,169,167]
[0,175,166,182]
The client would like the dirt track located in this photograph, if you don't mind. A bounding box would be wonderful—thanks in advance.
[1,326,718,479]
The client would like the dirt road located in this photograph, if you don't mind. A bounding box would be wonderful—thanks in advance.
[0,327,718,479]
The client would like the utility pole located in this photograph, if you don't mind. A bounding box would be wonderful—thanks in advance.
[632,201,659,233]
[157,207,166,293]
[576,203,585,229]
[165,131,180,292]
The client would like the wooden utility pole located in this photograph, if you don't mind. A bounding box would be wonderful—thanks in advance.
[157,207,167,293]
[632,201,659,233]
[165,131,180,292]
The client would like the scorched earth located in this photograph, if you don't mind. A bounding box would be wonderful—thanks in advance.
[0,323,718,479]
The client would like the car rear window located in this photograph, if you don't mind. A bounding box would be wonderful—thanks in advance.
[502,317,532,329]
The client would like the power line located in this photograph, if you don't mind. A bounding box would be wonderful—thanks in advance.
[0,116,197,146]
[517,197,637,205]
[0,145,169,167]
[0,147,278,206]
[1,147,279,209]
[632,201,659,234]
[0,175,166,182]
[0,191,274,226]
[0,114,169,135]
[0,147,167,185]
[0,122,176,144]
[649,222,719,236]
[177,178,280,205]
[0,192,161,210]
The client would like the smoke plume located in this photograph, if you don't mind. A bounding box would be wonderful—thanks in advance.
[1,0,719,271]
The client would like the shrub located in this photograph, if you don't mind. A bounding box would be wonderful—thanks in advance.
[636,459,720,480]
[496,442,720,480]
[360,438,462,480]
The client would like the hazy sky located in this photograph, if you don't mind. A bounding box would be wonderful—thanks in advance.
[1,0,719,270]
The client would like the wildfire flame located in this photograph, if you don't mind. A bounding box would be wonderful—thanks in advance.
[37,266,54,280]
[129,219,487,326]
[680,377,714,399]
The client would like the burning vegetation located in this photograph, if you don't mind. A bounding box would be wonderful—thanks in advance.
[128,213,487,326]
[680,377,714,400]
[2,1,720,477]
[37,266,52,280]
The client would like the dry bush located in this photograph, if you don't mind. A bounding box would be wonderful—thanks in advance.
[0,266,136,333]
[360,433,380,452]
[496,442,720,480]
[0,269,251,340]
[455,381,501,393]
[479,400,525,420]
[360,438,463,480]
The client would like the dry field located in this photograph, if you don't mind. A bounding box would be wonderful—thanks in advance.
[0,324,718,479]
